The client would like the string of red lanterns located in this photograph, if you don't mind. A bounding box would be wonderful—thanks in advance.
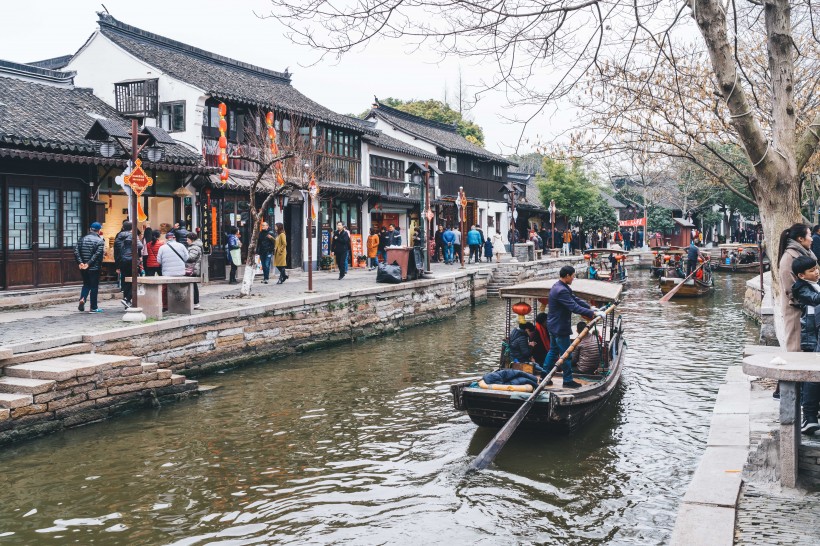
[265,112,286,187]
[218,102,229,182]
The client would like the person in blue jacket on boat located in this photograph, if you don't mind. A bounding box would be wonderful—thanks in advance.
[542,265,603,388]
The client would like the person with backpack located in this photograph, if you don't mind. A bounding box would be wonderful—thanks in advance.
[113,221,143,309]
[144,230,164,277]
[186,233,203,309]
[74,222,105,313]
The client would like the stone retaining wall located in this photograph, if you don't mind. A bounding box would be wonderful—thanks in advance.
[86,259,581,376]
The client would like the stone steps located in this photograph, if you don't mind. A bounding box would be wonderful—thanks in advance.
[0,392,33,409]
[0,377,56,394]
[0,343,93,369]
[4,354,142,381]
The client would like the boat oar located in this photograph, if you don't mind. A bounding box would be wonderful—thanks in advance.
[658,260,706,303]
[468,302,617,472]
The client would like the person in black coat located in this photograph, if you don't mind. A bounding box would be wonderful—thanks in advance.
[74,222,105,312]
[508,322,536,362]
[434,225,444,262]
[790,255,820,433]
[257,222,276,284]
[331,222,351,280]
[811,225,820,259]
[686,240,700,275]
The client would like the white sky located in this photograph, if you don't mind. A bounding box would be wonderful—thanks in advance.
[0,0,575,156]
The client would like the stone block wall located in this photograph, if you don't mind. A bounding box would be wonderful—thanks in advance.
[87,270,491,376]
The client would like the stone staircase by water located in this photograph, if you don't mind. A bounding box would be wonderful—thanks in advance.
[487,267,523,297]
[0,345,197,445]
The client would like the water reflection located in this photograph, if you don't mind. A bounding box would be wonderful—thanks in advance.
[0,270,758,545]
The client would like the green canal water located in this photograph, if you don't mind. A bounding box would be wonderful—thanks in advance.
[0,270,758,545]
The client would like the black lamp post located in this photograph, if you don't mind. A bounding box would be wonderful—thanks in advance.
[86,118,163,322]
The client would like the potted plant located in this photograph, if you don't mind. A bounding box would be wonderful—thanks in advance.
[357,254,367,267]
[320,255,334,270]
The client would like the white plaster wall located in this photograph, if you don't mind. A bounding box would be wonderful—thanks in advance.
[66,32,207,152]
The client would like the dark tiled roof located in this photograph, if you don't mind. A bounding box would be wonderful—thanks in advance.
[367,101,515,165]
[27,55,73,70]
[601,192,626,208]
[344,115,442,161]
[96,14,374,135]
[0,59,74,85]
[0,64,206,170]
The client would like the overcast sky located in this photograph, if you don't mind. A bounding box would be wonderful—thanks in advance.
[0,0,577,156]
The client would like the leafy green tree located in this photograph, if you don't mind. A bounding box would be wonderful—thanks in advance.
[537,158,616,230]
[366,98,485,146]
[647,205,675,235]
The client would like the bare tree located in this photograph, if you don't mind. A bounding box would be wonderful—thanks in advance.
[264,0,820,343]
[232,110,325,297]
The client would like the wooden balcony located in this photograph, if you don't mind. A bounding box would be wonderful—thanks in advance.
[114,79,158,118]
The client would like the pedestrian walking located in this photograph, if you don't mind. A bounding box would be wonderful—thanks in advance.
[367,227,380,270]
[74,222,105,313]
[442,226,455,264]
[257,222,276,284]
[227,226,241,284]
[274,222,288,284]
[186,233,203,309]
[483,235,494,262]
[562,228,572,256]
[332,221,351,279]
[467,225,481,263]
[452,225,462,263]
[377,226,388,264]
[492,230,506,263]
[434,225,444,262]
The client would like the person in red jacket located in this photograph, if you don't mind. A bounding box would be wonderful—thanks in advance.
[144,230,164,276]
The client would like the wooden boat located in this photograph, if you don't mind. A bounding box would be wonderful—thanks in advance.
[713,243,770,273]
[658,262,714,297]
[450,279,625,434]
[584,249,629,283]
[650,248,685,278]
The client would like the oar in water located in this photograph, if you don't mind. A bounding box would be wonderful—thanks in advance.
[658,259,706,303]
[468,303,617,472]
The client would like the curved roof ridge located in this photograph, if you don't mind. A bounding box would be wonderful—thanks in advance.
[374,101,458,133]
[97,13,291,84]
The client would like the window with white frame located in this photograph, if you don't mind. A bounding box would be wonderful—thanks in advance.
[493,164,503,178]
[446,155,458,172]
[160,101,185,132]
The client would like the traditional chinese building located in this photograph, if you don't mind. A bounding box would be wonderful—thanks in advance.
[64,13,377,275]
[0,59,208,290]
[365,100,517,240]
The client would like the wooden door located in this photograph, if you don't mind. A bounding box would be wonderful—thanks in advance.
[5,180,84,289]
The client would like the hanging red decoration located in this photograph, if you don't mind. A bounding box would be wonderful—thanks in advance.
[217,102,229,183]
[265,111,285,186]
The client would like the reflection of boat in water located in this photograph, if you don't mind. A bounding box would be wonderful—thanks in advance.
[713,243,770,273]
[658,260,714,298]
[585,249,629,284]
[450,279,626,434]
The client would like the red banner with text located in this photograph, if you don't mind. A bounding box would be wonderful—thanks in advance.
[618,217,646,228]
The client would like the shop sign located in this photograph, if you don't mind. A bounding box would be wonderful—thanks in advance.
[321,230,330,255]
[124,159,153,197]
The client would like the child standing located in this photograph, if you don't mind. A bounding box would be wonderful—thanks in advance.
[483,236,493,263]
[791,255,820,434]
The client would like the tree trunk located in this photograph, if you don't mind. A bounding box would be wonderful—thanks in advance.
[756,174,802,346]
[239,203,261,297]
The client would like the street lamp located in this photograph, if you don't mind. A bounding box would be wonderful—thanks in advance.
[304,163,318,293]
[86,118,163,323]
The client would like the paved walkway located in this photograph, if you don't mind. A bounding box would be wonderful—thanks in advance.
[0,260,498,346]
[735,482,820,545]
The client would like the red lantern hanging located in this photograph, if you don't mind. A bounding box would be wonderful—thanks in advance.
[265,111,285,186]
[217,102,229,183]
[512,301,532,324]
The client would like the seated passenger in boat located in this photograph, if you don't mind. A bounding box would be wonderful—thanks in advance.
[532,313,551,366]
[572,321,602,375]
[482,368,540,388]
[508,322,537,363]
[588,263,599,280]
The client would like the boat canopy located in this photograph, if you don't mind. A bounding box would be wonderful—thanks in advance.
[718,243,759,249]
[499,279,623,303]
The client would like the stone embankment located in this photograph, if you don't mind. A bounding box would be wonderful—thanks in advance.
[0,256,583,445]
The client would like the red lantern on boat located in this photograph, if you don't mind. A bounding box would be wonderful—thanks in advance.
[583,254,591,260]
[512,301,532,324]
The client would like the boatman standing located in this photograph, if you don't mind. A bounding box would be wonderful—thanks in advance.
[541,265,603,388]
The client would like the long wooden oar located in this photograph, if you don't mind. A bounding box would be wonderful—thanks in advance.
[658,259,706,303]
[468,303,617,472]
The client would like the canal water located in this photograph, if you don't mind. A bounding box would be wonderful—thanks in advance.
[0,270,758,545]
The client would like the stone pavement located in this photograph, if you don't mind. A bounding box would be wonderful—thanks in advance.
[735,482,820,545]
[0,259,497,347]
